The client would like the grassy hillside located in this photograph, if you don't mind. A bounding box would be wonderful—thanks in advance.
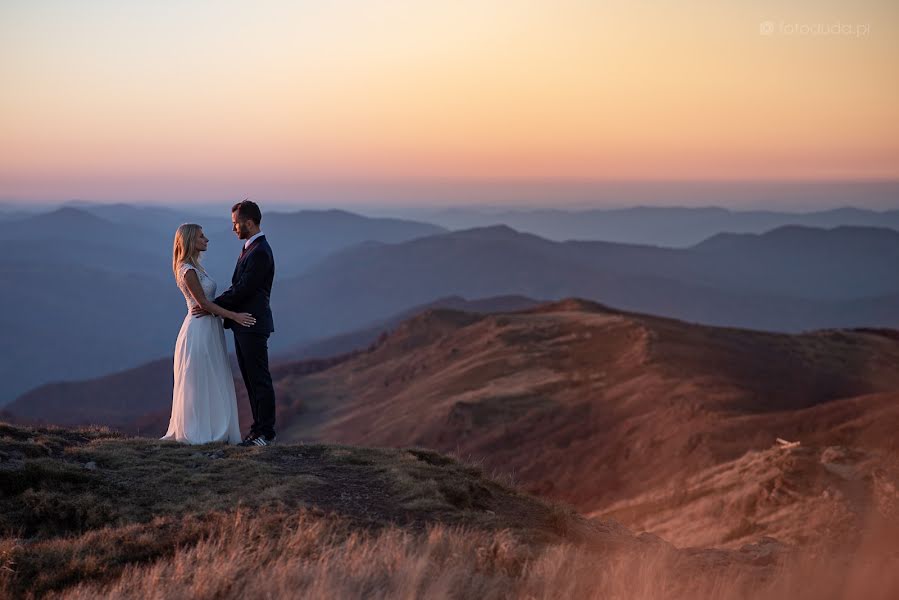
[273,299,899,544]
[6,423,898,599]
[0,422,620,598]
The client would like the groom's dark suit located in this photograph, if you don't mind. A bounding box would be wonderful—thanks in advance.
[215,235,276,439]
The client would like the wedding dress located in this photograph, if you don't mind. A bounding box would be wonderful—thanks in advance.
[162,262,242,444]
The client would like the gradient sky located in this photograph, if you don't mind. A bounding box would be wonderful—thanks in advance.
[1,0,897,205]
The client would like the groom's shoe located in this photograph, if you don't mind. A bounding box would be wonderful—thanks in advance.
[242,434,275,447]
[238,433,258,447]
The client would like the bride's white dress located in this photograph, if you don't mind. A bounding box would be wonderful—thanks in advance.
[162,263,242,444]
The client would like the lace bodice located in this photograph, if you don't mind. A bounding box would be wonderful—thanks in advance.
[177,263,216,312]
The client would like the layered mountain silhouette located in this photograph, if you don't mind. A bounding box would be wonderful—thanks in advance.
[5,205,899,406]
[4,204,446,279]
[429,205,899,246]
[272,224,899,344]
[0,207,446,404]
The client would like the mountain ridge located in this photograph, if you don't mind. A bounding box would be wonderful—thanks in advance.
[263,299,899,547]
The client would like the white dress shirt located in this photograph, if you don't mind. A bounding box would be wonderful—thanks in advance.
[244,231,264,249]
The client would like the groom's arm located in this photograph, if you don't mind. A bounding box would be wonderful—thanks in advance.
[214,250,271,310]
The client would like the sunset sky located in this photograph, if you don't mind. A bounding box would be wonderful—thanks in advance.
[1,0,897,206]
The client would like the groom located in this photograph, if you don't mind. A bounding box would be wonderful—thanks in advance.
[194,199,276,446]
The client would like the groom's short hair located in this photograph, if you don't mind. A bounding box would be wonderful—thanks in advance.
[232,199,262,225]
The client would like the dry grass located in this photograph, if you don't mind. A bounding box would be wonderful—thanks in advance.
[3,422,898,600]
[8,510,893,600]
[0,423,580,541]
[0,423,602,598]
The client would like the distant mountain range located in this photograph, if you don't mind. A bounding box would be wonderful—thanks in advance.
[3,202,899,405]
[427,206,899,246]
[0,206,445,404]
[271,224,899,344]
[4,203,446,280]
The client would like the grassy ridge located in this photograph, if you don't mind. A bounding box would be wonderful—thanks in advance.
[2,423,897,600]
[0,423,603,597]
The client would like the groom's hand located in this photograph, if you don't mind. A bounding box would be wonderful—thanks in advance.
[191,306,211,318]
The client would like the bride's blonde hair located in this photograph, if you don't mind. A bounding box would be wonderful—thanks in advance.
[172,223,204,279]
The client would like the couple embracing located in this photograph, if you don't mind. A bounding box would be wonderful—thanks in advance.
[162,200,277,447]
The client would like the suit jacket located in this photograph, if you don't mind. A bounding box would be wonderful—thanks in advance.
[215,235,275,334]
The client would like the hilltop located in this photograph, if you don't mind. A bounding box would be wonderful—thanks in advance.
[3,422,897,599]
[0,423,786,599]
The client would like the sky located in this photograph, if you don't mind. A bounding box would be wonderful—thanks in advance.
[1,0,897,207]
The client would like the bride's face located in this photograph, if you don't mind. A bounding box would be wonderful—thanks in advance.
[196,229,209,252]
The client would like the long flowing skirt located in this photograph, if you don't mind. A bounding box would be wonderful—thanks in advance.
[162,314,242,444]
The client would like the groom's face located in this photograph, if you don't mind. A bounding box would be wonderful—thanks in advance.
[232,211,251,239]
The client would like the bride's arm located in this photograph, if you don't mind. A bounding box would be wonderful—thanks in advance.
[182,269,256,327]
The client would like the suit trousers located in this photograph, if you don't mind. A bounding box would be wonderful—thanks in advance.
[233,331,276,438]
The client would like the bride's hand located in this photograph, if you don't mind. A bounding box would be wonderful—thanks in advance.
[234,313,256,327]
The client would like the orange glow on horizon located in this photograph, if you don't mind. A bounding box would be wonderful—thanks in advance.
[1,1,897,202]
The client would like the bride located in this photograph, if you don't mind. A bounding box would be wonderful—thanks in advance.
[162,224,255,444]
